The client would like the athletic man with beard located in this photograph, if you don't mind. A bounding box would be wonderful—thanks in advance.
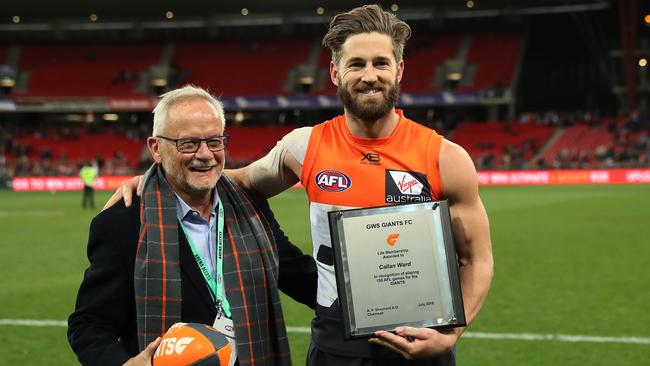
[106,5,493,365]
[239,6,493,365]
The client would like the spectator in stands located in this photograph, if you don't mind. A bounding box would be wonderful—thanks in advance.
[553,148,572,169]
[639,135,650,166]
[68,85,317,366]
[624,109,641,132]
[13,155,31,176]
[167,62,183,89]
[40,158,57,176]
[477,152,495,170]
[0,153,10,188]
[79,161,98,209]
[535,158,549,169]
[56,154,76,176]
[108,5,493,365]
[111,69,136,85]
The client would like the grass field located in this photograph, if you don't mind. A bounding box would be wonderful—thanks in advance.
[1,184,649,365]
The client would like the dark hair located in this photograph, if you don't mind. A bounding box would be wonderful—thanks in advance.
[322,4,412,67]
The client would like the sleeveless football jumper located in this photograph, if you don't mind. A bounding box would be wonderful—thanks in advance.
[301,110,446,358]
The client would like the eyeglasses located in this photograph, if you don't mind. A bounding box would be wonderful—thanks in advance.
[156,135,229,153]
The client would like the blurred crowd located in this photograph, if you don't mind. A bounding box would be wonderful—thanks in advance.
[1,110,648,188]
[0,123,151,188]
[474,110,649,170]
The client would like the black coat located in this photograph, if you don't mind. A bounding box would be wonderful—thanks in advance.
[68,190,317,366]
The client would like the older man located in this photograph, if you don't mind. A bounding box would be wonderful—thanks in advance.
[68,85,316,366]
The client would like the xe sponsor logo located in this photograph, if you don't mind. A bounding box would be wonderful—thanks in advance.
[361,152,380,165]
[386,233,400,246]
[315,170,352,192]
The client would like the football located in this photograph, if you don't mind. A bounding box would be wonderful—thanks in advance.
[153,322,233,366]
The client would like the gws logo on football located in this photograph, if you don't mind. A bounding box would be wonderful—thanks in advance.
[154,337,194,357]
[315,170,352,192]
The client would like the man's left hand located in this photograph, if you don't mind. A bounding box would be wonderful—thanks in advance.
[122,337,161,366]
[369,327,458,359]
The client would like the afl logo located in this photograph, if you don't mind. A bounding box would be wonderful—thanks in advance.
[315,170,352,192]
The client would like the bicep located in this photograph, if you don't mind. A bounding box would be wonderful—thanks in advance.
[449,194,491,266]
[439,140,492,264]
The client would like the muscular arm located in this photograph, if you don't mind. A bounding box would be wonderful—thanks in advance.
[224,152,299,197]
[370,139,493,359]
[227,127,309,197]
[439,139,493,330]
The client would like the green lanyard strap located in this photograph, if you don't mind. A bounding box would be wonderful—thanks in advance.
[179,195,231,318]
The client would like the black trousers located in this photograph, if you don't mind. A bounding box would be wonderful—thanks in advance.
[82,186,95,208]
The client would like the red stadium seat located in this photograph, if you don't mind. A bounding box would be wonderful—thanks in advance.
[15,43,162,98]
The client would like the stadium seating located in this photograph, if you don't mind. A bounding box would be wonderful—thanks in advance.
[6,118,644,174]
[174,38,312,96]
[451,121,555,166]
[13,129,144,165]
[541,124,614,164]
[9,31,524,98]
[400,33,462,92]
[7,126,295,171]
[310,48,337,94]
[310,30,522,94]
[462,30,524,90]
[15,43,162,98]
[0,46,7,65]
[224,126,294,163]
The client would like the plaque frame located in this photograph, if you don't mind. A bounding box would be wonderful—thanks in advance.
[328,200,466,339]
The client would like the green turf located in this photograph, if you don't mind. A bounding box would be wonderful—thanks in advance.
[0,185,649,365]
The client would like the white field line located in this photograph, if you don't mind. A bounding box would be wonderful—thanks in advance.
[0,319,67,327]
[2,319,649,345]
[462,331,650,345]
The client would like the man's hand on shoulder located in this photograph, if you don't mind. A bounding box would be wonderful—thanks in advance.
[102,176,143,211]
[122,337,161,366]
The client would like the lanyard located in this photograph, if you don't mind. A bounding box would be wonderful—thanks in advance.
[179,196,231,318]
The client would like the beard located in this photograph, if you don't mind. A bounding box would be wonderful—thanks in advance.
[337,77,400,122]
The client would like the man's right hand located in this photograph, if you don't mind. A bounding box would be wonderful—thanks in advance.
[102,175,143,211]
[122,337,161,366]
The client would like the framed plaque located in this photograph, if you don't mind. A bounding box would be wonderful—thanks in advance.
[328,200,465,339]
